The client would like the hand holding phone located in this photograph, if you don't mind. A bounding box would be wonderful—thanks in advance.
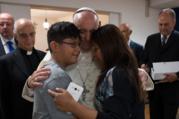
[67,82,84,101]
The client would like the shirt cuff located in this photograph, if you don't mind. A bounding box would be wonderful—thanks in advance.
[21,82,34,102]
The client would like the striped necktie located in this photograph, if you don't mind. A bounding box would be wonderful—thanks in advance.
[6,40,15,52]
[161,36,167,46]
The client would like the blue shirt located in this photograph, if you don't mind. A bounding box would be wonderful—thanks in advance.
[33,60,73,119]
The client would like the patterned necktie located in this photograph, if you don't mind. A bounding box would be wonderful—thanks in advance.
[6,40,15,52]
[162,36,167,46]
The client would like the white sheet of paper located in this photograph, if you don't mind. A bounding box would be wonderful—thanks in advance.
[152,61,179,80]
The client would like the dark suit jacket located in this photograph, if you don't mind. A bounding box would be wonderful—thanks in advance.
[0,71,4,119]
[142,30,179,69]
[0,39,6,57]
[0,38,17,119]
[142,30,179,119]
[129,40,144,66]
[0,38,17,57]
[142,30,179,88]
[0,48,45,119]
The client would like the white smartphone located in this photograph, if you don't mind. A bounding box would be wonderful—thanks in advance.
[67,82,84,101]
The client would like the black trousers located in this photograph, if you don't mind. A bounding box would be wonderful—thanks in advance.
[149,82,179,119]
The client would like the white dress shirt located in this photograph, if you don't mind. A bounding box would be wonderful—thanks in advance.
[0,35,16,54]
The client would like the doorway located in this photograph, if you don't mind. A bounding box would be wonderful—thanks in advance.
[31,7,109,51]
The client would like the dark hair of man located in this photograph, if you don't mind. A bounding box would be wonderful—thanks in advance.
[47,21,80,51]
[91,24,143,102]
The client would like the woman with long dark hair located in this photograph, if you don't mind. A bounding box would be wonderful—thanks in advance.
[48,24,144,119]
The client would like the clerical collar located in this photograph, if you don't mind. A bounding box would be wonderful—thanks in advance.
[27,51,33,55]
[19,48,33,55]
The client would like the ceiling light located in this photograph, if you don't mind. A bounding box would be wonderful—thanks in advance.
[43,18,50,30]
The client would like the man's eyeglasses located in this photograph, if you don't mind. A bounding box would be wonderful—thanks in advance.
[18,32,35,38]
[62,41,80,48]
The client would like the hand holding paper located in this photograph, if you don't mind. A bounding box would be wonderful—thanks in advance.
[151,61,179,81]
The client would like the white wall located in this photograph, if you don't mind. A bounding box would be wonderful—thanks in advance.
[0,0,160,47]
[0,3,30,20]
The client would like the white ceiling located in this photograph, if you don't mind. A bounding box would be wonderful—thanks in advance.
[150,0,179,9]
[31,0,179,20]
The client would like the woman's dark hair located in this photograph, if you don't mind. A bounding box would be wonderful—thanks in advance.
[92,24,143,102]
[47,21,80,51]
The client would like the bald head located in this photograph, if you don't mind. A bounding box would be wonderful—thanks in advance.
[14,18,34,34]
[0,13,14,39]
[119,23,132,42]
[0,13,14,21]
[14,18,36,51]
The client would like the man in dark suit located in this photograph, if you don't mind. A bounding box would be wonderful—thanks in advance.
[0,13,16,56]
[0,18,45,119]
[141,8,179,119]
[119,23,144,66]
[0,12,15,119]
